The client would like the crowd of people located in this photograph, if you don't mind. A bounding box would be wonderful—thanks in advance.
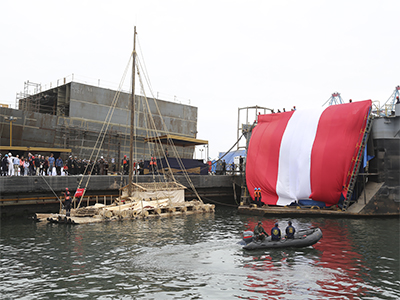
[0,152,146,177]
[216,155,245,175]
[0,152,54,176]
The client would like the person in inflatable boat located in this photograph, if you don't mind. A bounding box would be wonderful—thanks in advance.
[285,221,296,239]
[271,223,281,241]
[254,221,268,241]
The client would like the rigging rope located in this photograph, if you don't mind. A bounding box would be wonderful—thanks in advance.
[75,54,133,208]
[73,32,237,208]
[135,56,204,203]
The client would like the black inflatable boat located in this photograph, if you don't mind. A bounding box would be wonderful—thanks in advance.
[242,227,322,250]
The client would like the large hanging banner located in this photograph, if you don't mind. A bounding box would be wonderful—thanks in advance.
[246,100,372,206]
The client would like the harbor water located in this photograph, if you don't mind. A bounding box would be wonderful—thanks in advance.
[0,207,399,299]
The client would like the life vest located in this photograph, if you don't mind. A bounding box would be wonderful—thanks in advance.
[150,157,154,165]
[254,190,258,199]
[64,195,71,205]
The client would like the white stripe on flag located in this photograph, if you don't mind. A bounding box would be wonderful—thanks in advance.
[276,108,324,206]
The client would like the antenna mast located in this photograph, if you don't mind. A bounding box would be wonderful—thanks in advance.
[129,26,137,195]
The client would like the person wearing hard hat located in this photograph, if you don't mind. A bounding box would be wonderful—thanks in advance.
[253,188,258,206]
[257,188,263,207]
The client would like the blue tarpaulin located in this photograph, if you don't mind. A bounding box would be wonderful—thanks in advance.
[210,149,247,174]
[363,145,375,168]
[218,149,246,168]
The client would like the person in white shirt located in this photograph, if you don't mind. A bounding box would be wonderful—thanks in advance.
[7,153,13,176]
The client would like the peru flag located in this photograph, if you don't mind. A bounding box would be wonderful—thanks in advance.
[246,100,371,206]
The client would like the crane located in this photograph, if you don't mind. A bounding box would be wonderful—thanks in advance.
[379,85,400,116]
[323,92,344,107]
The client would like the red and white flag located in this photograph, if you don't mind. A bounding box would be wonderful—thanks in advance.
[246,100,371,206]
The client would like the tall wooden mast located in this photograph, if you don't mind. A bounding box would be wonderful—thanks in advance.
[129,26,137,195]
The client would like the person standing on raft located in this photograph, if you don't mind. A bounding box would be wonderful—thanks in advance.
[63,188,72,217]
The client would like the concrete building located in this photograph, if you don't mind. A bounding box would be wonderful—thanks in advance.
[1,82,204,167]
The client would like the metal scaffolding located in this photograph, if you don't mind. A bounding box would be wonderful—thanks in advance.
[15,81,42,110]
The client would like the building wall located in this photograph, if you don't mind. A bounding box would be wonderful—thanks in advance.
[1,82,198,162]
[68,82,197,138]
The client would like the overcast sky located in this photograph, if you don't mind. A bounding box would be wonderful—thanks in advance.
[1,0,399,159]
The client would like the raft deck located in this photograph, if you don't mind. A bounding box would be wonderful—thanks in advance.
[36,201,215,225]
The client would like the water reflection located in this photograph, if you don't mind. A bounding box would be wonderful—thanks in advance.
[313,220,368,298]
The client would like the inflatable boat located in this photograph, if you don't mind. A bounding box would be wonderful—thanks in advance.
[242,227,322,250]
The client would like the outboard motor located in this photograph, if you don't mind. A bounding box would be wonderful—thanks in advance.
[243,231,254,244]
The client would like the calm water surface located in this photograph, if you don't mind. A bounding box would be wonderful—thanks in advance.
[0,207,399,299]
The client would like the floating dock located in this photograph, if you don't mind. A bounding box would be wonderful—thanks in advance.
[238,182,399,217]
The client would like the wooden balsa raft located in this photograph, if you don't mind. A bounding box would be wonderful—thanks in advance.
[36,181,215,224]
[35,200,215,225]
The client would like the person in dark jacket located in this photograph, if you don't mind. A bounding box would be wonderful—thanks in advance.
[221,160,226,175]
[99,156,105,175]
[285,221,296,239]
[139,160,144,175]
[71,156,78,175]
[257,188,263,207]
[271,223,281,241]
[254,221,268,241]
[28,153,35,176]
[122,155,129,175]
[43,156,49,176]
[66,156,73,175]
[63,188,72,216]
[239,155,244,172]
[1,154,9,176]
